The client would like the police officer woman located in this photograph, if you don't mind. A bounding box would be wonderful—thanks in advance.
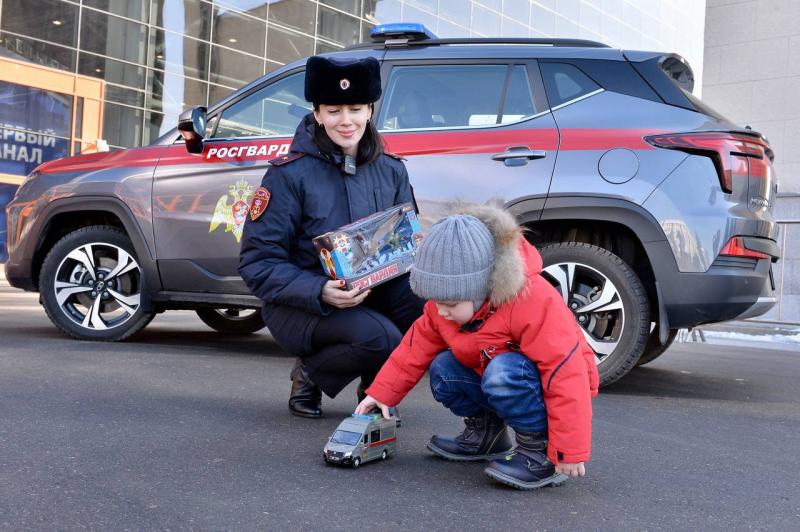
[239,56,424,418]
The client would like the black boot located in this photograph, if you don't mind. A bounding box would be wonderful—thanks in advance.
[426,411,513,461]
[356,378,402,427]
[288,358,322,418]
[484,430,568,490]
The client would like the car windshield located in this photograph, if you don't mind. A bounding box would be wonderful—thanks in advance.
[330,430,362,445]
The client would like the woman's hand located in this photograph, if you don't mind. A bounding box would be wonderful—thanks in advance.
[355,395,391,419]
[555,462,586,477]
[321,280,370,309]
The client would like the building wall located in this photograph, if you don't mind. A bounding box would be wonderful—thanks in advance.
[703,0,800,322]
[0,0,707,151]
[379,0,706,95]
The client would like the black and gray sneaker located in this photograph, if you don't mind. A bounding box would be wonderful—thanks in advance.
[427,410,513,461]
[484,430,568,490]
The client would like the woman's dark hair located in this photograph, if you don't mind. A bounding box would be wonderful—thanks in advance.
[313,103,384,166]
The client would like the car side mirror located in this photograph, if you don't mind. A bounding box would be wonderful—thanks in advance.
[177,106,207,154]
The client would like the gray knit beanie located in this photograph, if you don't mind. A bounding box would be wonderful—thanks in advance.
[409,214,495,303]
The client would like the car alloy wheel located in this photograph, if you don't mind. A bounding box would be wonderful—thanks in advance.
[541,262,623,367]
[53,242,143,331]
[195,307,265,335]
[40,226,155,341]
[538,242,650,386]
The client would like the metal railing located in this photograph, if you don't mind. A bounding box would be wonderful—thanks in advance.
[750,219,798,325]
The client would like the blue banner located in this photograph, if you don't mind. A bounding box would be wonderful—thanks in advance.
[0,81,73,262]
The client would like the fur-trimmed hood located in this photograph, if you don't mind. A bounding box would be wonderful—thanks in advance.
[455,202,540,306]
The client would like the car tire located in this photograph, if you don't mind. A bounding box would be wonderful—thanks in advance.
[195,308,265,335]
[352,457,361,469]
[39,225,155,341]
[538,242,651,387]
[636,328,678,367]
[381,449,388,460]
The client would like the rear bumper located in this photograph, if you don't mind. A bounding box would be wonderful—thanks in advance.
[646,240,776,328]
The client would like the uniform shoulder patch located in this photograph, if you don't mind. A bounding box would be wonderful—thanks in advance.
[384,151,406,161]
[249,187,271,221]
[269,152,305,166]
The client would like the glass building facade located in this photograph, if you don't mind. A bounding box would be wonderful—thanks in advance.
[0,0,706,261]
[0,0,706,149]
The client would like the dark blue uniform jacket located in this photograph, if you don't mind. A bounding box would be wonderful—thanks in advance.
[238,114,413,352]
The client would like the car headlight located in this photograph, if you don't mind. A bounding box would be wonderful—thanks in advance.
[344,452,352,457]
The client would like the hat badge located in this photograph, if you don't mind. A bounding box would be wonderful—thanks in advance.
[339,78,350,90]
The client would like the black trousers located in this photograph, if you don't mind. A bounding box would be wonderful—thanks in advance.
[266,274,424,398]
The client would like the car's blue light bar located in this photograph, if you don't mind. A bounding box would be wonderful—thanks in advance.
[370,23,437,42]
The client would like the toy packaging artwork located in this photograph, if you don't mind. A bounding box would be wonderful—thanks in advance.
[313,202,423,293]
[323,414,397,468]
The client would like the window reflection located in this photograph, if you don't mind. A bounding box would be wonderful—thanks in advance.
[147,69,208,121]
[436,0,469,27]
[212,6,267,57]
[150,0,212,41]
[317,5,361,46]
[471,4,500,36]
[149,28,210,81]
[81,10,148,65]
[0,0,78,48]
[269,0,316,36]
[84,0,149,23]
[266,25,314,65]
[143,110,169,144]
[315,41,342,55]
[320,0,362,17]
[103,103,143,148]
[0,32,76,71]
[78,52,147,90]
[104,85,146,107]
[209,84,236,106]
[214,0,269,19]
[209,46,265,89]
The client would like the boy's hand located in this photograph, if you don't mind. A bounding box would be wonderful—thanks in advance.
[355,395,391,419]
[555,462,586,477]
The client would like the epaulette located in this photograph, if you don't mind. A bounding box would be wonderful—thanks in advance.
[269,152,305,166]
[385,151,406,161]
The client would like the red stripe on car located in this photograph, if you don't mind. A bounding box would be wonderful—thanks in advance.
[37,128,661,174]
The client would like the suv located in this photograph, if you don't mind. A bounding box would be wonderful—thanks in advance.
[4,25,780,386]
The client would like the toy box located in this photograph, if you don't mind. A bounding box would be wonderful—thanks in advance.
[313,202,423,293]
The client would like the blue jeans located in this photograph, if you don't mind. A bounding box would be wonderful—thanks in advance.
[428,350,547,433]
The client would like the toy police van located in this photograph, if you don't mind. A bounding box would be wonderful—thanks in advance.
[323,414,397,468]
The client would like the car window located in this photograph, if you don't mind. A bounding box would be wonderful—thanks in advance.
[213,72,310,138]
[539,62,601,108]
[378,64,537,131]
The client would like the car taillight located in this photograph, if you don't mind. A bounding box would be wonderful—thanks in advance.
[719,236,770,259]
[644,132,769,193]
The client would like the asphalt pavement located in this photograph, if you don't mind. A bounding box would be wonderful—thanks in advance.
[1,272,798,531]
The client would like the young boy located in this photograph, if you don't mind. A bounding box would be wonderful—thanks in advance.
[356,203,599,490]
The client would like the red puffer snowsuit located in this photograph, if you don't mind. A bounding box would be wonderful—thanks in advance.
[366,203,600,464]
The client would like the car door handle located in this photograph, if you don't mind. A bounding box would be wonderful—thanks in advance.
[491,147,548,162]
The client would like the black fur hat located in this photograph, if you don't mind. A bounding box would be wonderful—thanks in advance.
[304,55,382,105]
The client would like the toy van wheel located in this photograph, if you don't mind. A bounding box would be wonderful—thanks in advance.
[352,457,361,468]
[381,450,388,460]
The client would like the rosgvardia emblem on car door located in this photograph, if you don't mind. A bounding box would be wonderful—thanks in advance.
[209,178,255,242]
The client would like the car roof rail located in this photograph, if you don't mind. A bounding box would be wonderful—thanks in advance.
[347,37,611,50]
